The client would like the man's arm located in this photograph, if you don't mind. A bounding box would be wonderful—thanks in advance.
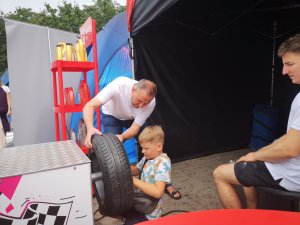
[238,128,300,163]
[83,97,102,148]
[116,122,141,143]
[133,177,166,199]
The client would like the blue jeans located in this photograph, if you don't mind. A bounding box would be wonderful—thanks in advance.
[101,113,147,161]
[101,113,134,134]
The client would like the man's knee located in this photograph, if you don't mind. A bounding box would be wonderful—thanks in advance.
[213,163,236,184]
[213,164,227,182]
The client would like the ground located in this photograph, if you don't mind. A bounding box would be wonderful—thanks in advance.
[92,148,251,225]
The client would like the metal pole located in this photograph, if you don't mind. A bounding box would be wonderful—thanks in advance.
[270,21,277,107]
[129,37,135,80]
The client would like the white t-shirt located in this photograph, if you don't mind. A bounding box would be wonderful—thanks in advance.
[2,85,10,93]
[137,153,171,219]
[96,76,156,126]
[265,92,300,191]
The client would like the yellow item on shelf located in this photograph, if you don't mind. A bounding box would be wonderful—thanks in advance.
[58,42,66,60]
[75,42,82,61]
[56,45,63,60]
[75,39,88,62]
[66,43,74,61]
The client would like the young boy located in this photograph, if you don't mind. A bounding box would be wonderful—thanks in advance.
[122,125,171,225]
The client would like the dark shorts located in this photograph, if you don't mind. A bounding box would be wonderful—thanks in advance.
[234,161,287,191]
[122,209,148,225]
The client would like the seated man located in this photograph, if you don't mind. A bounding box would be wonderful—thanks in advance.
[213,34,300,209]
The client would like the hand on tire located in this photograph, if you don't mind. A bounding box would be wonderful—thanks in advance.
[84,127,102,148]
[116,134,124,143]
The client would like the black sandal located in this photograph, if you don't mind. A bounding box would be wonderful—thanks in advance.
[165,188,182,200]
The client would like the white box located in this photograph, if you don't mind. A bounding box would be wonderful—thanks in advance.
[0,140,94,225]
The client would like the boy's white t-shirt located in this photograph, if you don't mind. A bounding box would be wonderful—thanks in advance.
[96,77,156,126]
[136,153,171,219]
[265,92,300,191]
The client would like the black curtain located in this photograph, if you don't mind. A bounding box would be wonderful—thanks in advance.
[132,0,300,161]
[130,0,178,36]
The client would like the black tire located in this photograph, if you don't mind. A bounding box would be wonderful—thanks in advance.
[89,133,133,216]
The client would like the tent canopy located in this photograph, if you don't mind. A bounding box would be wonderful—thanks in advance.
[128,0,300,161]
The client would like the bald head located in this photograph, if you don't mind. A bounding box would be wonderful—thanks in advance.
[135,79,157,98]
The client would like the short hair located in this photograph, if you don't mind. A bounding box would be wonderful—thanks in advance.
[278,34,300,57]
[135,79,157,97]
[138,125,164,145]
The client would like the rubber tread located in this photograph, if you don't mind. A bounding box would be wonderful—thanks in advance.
[90,133,133,216]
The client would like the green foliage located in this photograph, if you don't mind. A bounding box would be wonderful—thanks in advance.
[85,0,125,31]
[0,0,125,76]
[0,15,7,76]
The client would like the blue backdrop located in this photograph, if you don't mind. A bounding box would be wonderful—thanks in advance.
[70,12,137,163]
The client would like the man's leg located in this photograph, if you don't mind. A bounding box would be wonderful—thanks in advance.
[101,113,123,134]
[123,120,147,161]
[213,163,242,208]
[243,186,257,209]
[136,122,148,161]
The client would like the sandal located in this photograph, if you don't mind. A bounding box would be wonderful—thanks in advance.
[165,187,182,200]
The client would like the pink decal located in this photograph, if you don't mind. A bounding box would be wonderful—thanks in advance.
[0,176,22,199]
[6,203,14,213]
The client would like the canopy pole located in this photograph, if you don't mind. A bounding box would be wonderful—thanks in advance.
[270,21,277,107]
[129,37,135,80]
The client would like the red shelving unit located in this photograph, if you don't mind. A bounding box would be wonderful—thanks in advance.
[51,17,100,154]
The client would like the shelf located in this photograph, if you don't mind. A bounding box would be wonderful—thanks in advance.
[51,17,100,153]
[54,104,84,113]
[51,60,94,72]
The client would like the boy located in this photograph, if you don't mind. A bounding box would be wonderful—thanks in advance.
[122,125,171,225]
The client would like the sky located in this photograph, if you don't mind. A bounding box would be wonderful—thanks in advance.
[0,0,126,14]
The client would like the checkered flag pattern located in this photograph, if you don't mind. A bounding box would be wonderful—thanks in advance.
[0,201,72,225]
[0,192,13,214]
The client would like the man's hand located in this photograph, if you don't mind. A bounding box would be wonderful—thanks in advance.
[84,127,102,148]
[236,152,256,162]
[116,134,125,143]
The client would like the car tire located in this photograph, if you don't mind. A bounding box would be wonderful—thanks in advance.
[89,133,133,216]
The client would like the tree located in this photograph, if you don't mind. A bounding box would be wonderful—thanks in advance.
[0,0,125,76]
[0,14,7,76]
[84,0,125,31]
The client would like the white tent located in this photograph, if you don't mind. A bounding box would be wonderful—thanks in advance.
[5,19,82,146]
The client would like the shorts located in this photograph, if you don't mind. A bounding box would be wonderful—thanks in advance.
[234,161,287,191]
[122,209,148,225]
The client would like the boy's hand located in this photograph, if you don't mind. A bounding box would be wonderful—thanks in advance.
[133,176,139,186]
